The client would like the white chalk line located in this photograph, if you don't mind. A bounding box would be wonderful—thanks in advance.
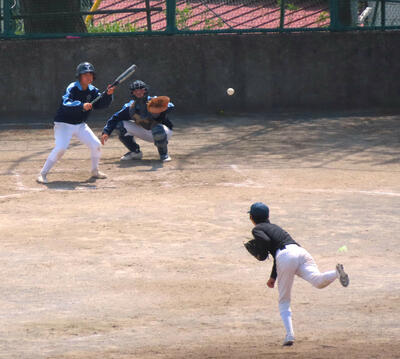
[7,168,400,198]
[162,182,400,196]
[1,185,116,200]
[0,193,24,200]
[230,165,400,196]
[218,179,264,188]
[160,165,264,188]
[228,164,264,188]
[1,170,116,200]
[230,164,242,174]
[67,333,103,342]
[0,121,51,126]
[291,188,400,197]
[12,169,42,192]
[159,164,400,196]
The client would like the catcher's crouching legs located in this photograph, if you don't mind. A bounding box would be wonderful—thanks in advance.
[152,124,170,162]
[117,122,142,160]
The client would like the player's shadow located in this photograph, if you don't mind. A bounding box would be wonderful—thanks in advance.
[41,178,100,190]
[103,159,164,172]
[173,112,400,170]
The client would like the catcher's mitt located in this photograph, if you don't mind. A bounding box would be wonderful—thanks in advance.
[244,239,269,261]
[147,96,170,114]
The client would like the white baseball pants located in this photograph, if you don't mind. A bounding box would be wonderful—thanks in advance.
[41,122,101,174]
[276,244,338,338]
[122,120,172,143]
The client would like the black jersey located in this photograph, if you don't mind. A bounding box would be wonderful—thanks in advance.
[252,221,299,279]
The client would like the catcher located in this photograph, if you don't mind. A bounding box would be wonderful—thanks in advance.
[244,202,349,346]
[101,80,174,162]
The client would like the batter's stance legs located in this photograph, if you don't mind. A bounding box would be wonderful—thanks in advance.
[37,123,107,182]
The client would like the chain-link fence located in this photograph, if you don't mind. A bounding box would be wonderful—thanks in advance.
[1,0,400,37]
[356,0,400,26]
[85,0,167,32]
[174,0,330,31]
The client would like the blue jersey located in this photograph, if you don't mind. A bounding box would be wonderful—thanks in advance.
[102,96,174,135]
[54,81,113,124]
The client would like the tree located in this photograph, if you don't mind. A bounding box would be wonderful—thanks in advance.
[20,0,87,33]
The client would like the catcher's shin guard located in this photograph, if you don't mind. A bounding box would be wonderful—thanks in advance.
[118,134,140,152]
[152,124,168,156]
[117,122,140,152]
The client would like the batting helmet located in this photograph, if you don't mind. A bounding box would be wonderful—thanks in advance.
[75,62,96,79]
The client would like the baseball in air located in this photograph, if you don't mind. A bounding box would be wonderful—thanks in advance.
[227,88,235,96]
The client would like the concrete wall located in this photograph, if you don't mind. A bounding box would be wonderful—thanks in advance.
[1,31,400,117]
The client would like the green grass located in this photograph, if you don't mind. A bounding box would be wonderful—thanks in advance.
[87,21,143,33]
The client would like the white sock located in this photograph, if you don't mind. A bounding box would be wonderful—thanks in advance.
[91,156,100,172]
[41,159,56,175]
[279,302,294,338]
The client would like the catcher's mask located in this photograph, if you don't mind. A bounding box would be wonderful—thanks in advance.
[130,80,148,91]
[129,80,149,99]
[76,62,96,79]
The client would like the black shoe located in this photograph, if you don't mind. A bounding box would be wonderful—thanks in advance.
[336,264,349,287]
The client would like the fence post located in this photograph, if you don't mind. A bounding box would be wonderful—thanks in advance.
[166,0,176,34]
[279,0,286,30]
[145,0,152,31]
[381,0,386,28]
[3,0,12,36]
[329,0,340,31]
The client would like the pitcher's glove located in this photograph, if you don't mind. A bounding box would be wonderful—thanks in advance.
[244,239,269,261]
[147,96,170,114]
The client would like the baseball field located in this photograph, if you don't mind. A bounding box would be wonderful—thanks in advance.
[0,112,399,358]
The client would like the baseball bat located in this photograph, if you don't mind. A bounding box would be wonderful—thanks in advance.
[90,64,137,105]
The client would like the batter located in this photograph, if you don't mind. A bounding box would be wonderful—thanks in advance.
[37,62,115,184]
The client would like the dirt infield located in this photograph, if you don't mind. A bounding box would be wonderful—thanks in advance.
[0,112,399,359]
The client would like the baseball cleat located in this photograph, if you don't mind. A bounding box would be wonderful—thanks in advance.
[283,334,295,346]
[120,150,143,161]
[36,173,48,184]
[91,170,107,179]
[336,263,349,287]
[160,154,171,162]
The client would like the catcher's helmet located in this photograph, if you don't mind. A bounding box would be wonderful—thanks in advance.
[75,62,96,78]
[129,80,148,91]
